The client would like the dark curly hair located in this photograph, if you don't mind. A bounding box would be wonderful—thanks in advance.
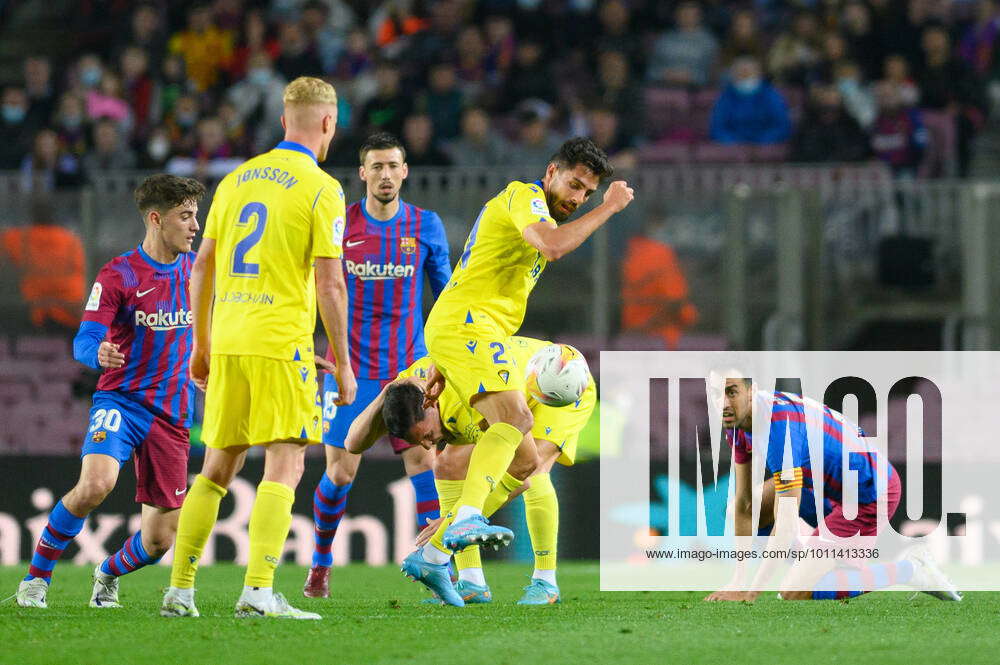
[134,174,206,217]
[549,137,614,181]
[359,131,407,165]
[382,382,426,439]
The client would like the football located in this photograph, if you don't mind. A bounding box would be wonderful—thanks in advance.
[525,343,590,407]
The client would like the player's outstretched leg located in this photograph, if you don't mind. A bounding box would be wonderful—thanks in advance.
[519,472,561,605]
[401,550,466,607]
[235,444,320,620]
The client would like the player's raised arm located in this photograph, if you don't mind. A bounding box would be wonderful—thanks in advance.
[188,237,216,391]
[523,180,633,261]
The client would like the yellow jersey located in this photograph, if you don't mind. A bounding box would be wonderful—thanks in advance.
[425,180,555,335]
[203,141,345,361]
[396,357,485,445]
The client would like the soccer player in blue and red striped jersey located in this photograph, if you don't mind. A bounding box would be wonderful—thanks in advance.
[15,174,206,610]
[705,377,961,602]
[304,132,452,597]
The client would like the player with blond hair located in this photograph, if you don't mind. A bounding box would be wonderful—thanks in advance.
[160,76,356,620]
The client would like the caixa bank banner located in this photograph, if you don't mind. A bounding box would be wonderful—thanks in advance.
[600,352,1000,592]
[0,457,598,567]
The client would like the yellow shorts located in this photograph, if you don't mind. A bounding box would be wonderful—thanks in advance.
[424,324,526,409]
[203,354,322,448]
[531,377,596,466]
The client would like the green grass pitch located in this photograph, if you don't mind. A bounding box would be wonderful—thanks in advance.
[1,563,996,664]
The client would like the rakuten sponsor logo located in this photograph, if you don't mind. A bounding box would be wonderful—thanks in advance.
[135,309,193,330]
[345,260,415,280]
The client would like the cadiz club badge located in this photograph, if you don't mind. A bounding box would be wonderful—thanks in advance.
[400,237,416,255]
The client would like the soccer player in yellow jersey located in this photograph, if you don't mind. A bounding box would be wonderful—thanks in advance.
[343,337,595,607]
[160,77,357,620]
[409,138,632,596]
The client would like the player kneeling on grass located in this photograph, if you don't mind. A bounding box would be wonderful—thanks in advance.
[15,175,206,609]
[345,337,594,606]
[704,376,961,603]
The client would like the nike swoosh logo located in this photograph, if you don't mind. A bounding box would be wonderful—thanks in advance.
[345,240,365,247]
[137,287,156,298]
[175,488,187,495]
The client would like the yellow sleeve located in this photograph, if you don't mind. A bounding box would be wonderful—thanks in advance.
[396,357,431,381]
[311,178,345,259]
[773,468,804,493]
[508,182,556,233]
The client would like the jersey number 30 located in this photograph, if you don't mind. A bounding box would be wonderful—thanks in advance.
[231,202,267,277]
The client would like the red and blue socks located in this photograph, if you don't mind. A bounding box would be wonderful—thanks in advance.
[100,531,160,577]
[25,500,85,584]
[811,560,915,600]
[410,469,440,530]
[312,473,351,568]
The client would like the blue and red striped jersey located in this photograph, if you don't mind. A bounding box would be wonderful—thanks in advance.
[80,245,195,427]
[727,391,895,525]
[326,199,451,379]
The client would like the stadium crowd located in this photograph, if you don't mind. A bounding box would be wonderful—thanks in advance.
[0,0,996,186]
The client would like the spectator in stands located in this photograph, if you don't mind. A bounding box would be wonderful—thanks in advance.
[455,25,492,99]
[402,113,452,166]
[167,4,235,92]
[790,83,871,162]
[122,2,167,71]
[139,126,174,170]
[834,60,877,128]
[918,23,987,175]
[620,216,698,350]
[503,40,556,106]
[274,20,324,80]
[332,27,374,81]
[445,105,511,166]
[301,1,346,73]
[510,100,563,165]
[842,1,884,81]
[72,53,104,95]
[369,0,428,56]
[226,51,286,152]
[709,57,791,145]
[483,15,516,81]
[768,11,822,86]
[52,93,88,161]
[167,116,242,180]
[158,53,190,119]
[959,0,1000,78]
[85,72,133,138]
[813,31,849,84]
[882,53,921,107]
[399,0,463,71]
[885,0,932,67]
[20,129,83,191]
[81,118,137,175]
[229,9,281,80]
[120,46,156,140]
[720,9,766,67]
[596,0,644,74]
[0,199,85,331]
[418,62,464,141]
[587,105,637,170]
[595,49,644,145]
[0,87,34,169]
[357,61,412,137]
[164,94,201,156]
[871,81,927,176]
[218,100,251,156]
[647,2,719,88]
[23,56,55,131]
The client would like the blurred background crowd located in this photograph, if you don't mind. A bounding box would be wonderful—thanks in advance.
[2,0,1000,189]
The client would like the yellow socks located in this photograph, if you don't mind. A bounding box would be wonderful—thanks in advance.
[456,422,522,511]
[525,472,558,571]
[455,472,523,572]
[170,475,226,589]
[244,481,295,588]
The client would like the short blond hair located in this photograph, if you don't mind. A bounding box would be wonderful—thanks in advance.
[283,76,338,107]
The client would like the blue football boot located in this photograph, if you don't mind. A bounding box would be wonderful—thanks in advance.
[517,578,561,605]
[455,580,492,604]
[442,515,514,551]
[401,550,465,607]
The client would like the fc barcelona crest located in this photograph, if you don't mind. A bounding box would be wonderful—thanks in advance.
[400,236,416,254]
[91,430,107,443]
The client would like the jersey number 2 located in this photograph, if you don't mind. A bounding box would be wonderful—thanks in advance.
[231,202,267,277]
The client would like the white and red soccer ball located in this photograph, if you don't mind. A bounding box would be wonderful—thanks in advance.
[525,343,589,407]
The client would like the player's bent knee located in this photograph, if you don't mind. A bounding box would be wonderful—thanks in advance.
[73,476,116,507]
[508,450,539,480]
[329,464,357,486]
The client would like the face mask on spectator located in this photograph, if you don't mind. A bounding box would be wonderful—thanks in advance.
[734,77,762,94]
[148,136,170,161]
[176,111,197,128]
[81,66,102,87]
[61,113,83,130]
[248,68,271,86]
[837,78,860,95]
[2,104,26,124]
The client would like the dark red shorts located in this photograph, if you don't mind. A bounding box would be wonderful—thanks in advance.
[814,469,902,538]
[134,417,190,509]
